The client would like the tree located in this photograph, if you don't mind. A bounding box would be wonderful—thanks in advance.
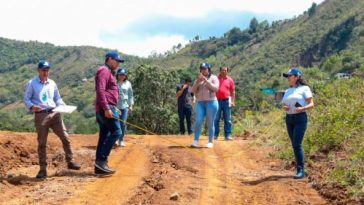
[129,64,180,134]
[249,17,259,34]
[226,27,241,45]
[308,3,317,17]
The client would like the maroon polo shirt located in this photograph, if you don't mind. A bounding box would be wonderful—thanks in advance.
[95,65,119,112]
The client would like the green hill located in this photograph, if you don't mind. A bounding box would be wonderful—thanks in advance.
[1,0,364,132]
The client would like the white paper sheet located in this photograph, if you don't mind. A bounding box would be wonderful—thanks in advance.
[53,105,77,114]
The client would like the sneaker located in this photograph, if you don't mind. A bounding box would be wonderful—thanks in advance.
[191,140,199,148]
[95,161,115,175]
[67,161,81,170]
[95,166,114,175]
[120,141,126,147]
[225,135,233,141]
[206,142,214,148]
[104,162,115,173]
[36,170,47,179]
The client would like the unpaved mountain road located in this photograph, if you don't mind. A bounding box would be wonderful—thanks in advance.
[0,131,327,204]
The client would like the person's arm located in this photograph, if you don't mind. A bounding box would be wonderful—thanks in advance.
[281,90,290,111]
[230,79,236,106]
[24,81,42,112]
[128,83,134,112]
[176,84,187,98]
[296,97,314,112]
[230,90,236,106]
[296,86,314,112]
[24,81,34,110]
[53,83,66,106]
[203,76,219,92]
[191,80,200,93]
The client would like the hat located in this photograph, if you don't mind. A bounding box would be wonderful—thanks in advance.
[116,67,127,75]
[38,60,51,69]
[200,62,210,69]
[283,67,302,77]
[105,51,124,63]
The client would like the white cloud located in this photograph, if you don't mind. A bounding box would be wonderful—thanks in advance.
[0,0,324,57]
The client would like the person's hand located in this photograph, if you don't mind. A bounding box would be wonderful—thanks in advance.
[295,107,306,113]
[129,106,133,114]
[105,109,114,118]
[283,104,290,111]
[31,105,42,112]
[230,101,235,107]
[182,83,189,89]
[197,73,206,82]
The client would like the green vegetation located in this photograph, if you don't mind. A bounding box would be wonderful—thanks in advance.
[128,64,180,134]
[236,77,364,202]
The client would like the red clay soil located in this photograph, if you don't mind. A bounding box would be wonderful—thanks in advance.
[0,130,330,205]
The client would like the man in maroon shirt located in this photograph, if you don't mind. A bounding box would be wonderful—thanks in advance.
[214,66,235,140]
[94,50,124,175]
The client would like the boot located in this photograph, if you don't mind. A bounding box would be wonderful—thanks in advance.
[67,161,81,170]
[36,169,47,179]
[294,167,305,179]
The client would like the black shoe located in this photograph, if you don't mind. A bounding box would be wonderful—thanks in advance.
[36,170,47,179]
[67,161,81,170]
[94,166,113,175]
[95,161,115,174]
[294,167,305,179]
[104,163,115,173]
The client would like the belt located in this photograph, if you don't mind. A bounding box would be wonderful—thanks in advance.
[218,98,229,101]
[36,109,54,114]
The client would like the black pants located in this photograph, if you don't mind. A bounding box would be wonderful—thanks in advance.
[178,105,192,134]
[285,112,308,168]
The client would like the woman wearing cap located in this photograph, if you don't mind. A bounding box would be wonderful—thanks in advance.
[115,67,134,147]
[191,62,219,148]
[282,67,314,179]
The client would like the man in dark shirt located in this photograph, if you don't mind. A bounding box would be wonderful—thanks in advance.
[176,77,194,135]
[94,50,124,175]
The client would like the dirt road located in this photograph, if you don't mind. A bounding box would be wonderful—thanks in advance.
[0,131,327,204]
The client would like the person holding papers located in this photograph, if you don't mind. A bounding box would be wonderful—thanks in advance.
[24,60,81,179]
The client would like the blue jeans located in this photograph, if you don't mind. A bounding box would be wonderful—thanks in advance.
[285,112,308,168]
[194,100,218,143]
[178,105,192,134]
[95,106,122,162]
[117,108,129,142]
[214,99,232,138]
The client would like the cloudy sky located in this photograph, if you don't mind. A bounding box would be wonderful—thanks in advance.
[0,0,324,57]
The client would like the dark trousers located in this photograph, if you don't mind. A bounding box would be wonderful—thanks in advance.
[95,106,122,162]
[178,105,192,134]
[285,112,308,168]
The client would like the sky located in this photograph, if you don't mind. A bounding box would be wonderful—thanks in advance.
[0,0,325,57]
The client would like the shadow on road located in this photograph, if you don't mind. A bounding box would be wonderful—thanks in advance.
[241,175,292,185]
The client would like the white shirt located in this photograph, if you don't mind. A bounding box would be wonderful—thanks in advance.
[117,80,134,110]
[282,85,312,114]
